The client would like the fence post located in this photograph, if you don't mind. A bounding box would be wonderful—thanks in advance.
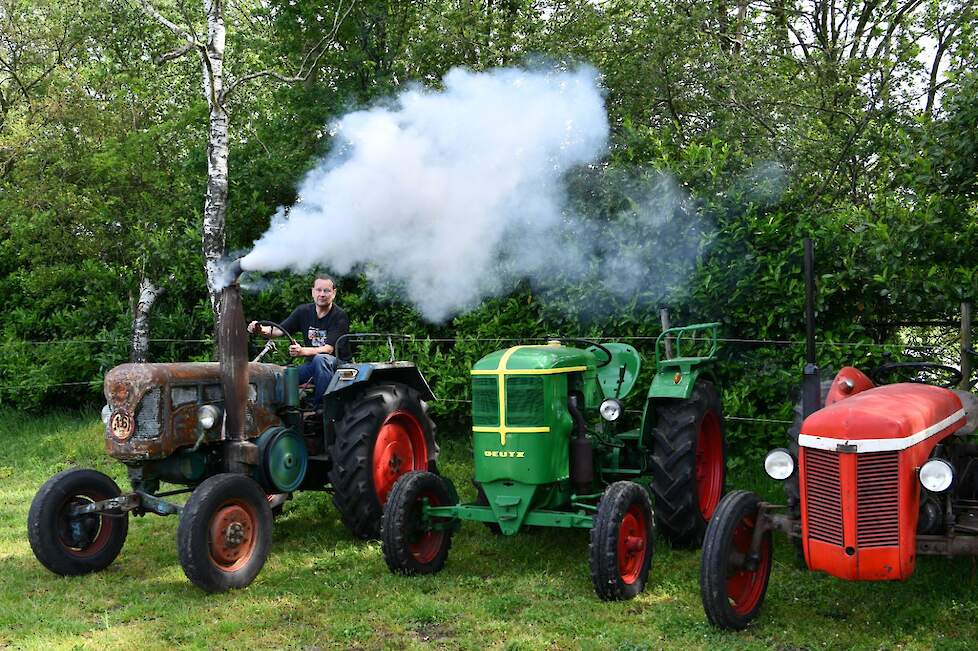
[660,308,673,359]
[961,302,973,390]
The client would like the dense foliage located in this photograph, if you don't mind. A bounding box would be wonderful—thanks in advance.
[1,1,975,463]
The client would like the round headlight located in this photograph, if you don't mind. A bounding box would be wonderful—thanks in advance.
[919,458,954,493]
[101,404,112,425]
[764,448,795,480]
[599,398,623,422]
[198,405,222,430]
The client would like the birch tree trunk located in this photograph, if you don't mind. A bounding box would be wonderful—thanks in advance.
[201,0,229,307]
[130,277,166,363]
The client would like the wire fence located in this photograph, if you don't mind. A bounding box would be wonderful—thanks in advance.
[1,329,965,427]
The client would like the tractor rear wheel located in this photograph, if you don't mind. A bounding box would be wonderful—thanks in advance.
[28,468,129,576]
[177,473,272,593]
[381,471,454,575]
[329,382,437,540]
[589,481,654,601]
[700,490,772,630]
[650,380,725,547]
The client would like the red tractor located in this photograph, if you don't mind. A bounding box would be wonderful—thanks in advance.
[699,241,978,630]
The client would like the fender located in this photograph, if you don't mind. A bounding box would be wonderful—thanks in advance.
[324,361,436,401]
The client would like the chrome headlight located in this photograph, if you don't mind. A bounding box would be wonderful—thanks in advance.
[198,405,222,430]
[101,404,112,425]
[599,398,622,422]
[764,448,795,480]
[919,458,954,493]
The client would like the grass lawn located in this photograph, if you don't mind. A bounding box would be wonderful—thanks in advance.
[2,410,978,650]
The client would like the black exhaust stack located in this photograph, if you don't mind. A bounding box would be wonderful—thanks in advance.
[218,258,249,441]
[802,238,821,419]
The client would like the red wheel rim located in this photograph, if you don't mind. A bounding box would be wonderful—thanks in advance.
[373,411,428,504]
[725,513,771,615]
[58,491,114,558]
[208,501,258,571]
[617,504,648,584]
[408,491,444,564]
[695,410,723,520]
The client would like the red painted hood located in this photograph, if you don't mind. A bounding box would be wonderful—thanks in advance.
[801,383,964,442]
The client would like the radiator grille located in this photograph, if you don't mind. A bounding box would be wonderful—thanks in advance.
[134,387,162,440]
[471,377,499,426]
[505,376,545,426]
[804,448,844,546]
[856,452,900,547]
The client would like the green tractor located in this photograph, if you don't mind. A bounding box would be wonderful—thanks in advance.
[381,323,726,600]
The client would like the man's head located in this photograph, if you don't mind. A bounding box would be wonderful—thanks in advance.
[311,275,336,310]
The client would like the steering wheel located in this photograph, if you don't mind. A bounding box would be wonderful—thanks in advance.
[250,320,298,363]
[558,338,614,368]
[868,361,963,389]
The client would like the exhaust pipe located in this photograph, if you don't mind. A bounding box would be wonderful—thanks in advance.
[802,238,821,419]
[218,258,249,441]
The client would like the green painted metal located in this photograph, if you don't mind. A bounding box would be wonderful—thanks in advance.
[256,426,308,492]
[477,480,541,534]
[591,343,642,400]
[426,503,594,530]
[647,322,719,400]
[473,374,572,486]
[284,366,300,406]
[154,448,207,484]
[455,329,719,537]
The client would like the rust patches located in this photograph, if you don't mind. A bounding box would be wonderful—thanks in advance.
[218,283,249,441]
[103,362,284,462]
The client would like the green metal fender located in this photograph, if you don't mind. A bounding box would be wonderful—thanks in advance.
[589,343,642,400]
[647,322,719,400]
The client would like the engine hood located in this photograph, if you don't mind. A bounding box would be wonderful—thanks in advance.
[799,383,965,452]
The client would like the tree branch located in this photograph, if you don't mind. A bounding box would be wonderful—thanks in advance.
[156,43,194,64]
[221,0,357,102]
[134,0,202,48]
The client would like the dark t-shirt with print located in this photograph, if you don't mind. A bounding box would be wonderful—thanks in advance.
[280,303,351,361]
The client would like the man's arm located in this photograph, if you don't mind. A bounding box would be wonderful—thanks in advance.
[248,307,301,338]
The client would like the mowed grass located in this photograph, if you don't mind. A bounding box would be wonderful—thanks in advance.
[2,411,978,650]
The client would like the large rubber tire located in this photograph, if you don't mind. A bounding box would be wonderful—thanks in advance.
[650,380,726,547]
[177,474,273,593]
[381,471,454,575]
[28,468,129,576]
[700,490,773,631]
[329,382,438,540]
[589,481,655,601]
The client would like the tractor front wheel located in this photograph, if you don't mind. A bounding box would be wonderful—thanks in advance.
[699,490,772,630]
[650,380,726,547]
[177,473,272,593]
[28,468,129,576]
[589,481,654,601]
[329,383,438,540]
[381,471,454,575]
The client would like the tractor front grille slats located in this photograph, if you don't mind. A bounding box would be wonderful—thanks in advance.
[471,377,499,426]
[856,452,900,547]
[505,376,545,426]
[804,448,844,546]
[134,387,162,439]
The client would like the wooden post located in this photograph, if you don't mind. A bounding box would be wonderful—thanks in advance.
[660,308,673,359]
[961,302,973,390]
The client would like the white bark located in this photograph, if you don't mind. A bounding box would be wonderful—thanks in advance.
[136,0,356,315]
[130,277,167,363]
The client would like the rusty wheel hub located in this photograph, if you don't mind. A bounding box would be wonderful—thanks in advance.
[209,504,255,567]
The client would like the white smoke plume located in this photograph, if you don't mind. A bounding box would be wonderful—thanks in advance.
[240,64,709,321]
